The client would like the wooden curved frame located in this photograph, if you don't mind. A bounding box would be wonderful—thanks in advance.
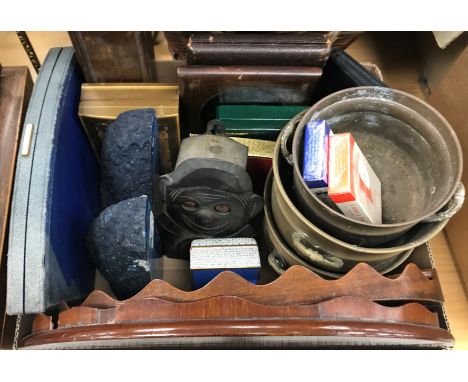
[26,263,451,349]
[21,319,454,349]
[32,295,440,333]
[81,263,443,309]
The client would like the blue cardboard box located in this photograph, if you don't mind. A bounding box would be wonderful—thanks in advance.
[302,119,331,191]
[190,238,261,289]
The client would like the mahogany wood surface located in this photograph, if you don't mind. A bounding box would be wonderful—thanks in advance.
[187,33,331,67]
[81,263,444,310]
[0,66,32,349]
[21,319,454,349]
[32,295,440,334]
[178,65,322,135]
[68,32,157,83]
[0,67,32,264]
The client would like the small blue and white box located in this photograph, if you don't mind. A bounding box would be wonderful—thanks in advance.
[303,119,331,192]
[190,237,261,289]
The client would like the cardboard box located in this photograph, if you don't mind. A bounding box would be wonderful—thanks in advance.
[302,119,331,191]
[417,32,468,293]
[1,39,457,349]
[328,133,382,224]
[190,238,261,289]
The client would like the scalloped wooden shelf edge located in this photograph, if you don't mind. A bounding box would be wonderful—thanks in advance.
[82,262,443,309]
[33,295,441,333]
[26,295,454,349]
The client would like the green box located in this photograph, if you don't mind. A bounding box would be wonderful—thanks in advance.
[216,105,308,140]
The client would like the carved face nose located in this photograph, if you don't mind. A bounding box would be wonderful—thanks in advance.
[195,209,214,224]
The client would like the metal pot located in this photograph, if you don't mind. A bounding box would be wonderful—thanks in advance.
[263,170,413,277]
[273,124,449,273]
[285,87,464,246]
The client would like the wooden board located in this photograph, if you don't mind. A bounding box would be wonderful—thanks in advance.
[80,263,444,308]
[0,66,33,348]
[24,295,453,349]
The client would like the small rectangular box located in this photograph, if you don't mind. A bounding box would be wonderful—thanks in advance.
[303,119,331,191]
[190,238,261,289]
[328,133,382,224]
[216,105,308,140]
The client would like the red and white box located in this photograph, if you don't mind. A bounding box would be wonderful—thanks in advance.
[328,133,382,224]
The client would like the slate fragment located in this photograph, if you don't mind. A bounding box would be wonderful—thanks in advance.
[100,108,158,209]
[87,195,155,299]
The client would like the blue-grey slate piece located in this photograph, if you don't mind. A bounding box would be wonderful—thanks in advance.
[100,108,159,209]
[7,47,100,314]
[87,195,154,299]
[7,48,62,314]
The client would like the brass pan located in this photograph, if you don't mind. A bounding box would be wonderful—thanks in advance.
[288,87,464,246]
[272,123,448,273]
[263,170,413,276]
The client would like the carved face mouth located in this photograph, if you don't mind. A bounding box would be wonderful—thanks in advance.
[181,214,232,235]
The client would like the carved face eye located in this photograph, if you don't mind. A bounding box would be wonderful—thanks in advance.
[214,203,231,214]
[182,200,198,211]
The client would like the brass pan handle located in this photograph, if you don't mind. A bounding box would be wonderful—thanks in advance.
[267,251,287,275]
[423,182,465,223]
[280,110,306,165]
[291,232,344,270]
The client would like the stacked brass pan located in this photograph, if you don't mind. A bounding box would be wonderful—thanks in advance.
[265,87,464,276]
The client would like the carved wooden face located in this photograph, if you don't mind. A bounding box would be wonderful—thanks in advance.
[168,187,262,236]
